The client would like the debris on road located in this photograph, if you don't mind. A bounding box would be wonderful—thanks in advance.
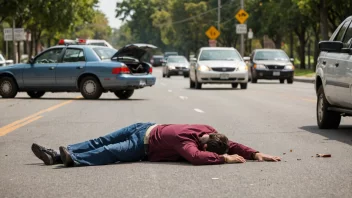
[290,149,293,152]
[316,154,331,158]
[283,153,286,155]
[297,159,301,161]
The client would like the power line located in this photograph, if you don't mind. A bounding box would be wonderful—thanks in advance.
[155,1,233,27]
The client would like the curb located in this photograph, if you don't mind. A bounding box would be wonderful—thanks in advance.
[294,77,315,84]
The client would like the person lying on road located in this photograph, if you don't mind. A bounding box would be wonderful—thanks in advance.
[31,122,281,167]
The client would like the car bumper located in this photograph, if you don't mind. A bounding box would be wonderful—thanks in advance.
[253,69,294,79]
[100,74,156,90]
[197,70,248,83]
[169,69,190,76]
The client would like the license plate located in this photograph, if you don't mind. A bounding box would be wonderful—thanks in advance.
[220,73,229,79]
[139,80,146,86]
[273,72,280,76]
[178,71,183,75]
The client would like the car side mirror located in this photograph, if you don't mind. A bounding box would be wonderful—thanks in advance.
[319,41,343,53]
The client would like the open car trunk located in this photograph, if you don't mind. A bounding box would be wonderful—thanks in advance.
[111,43,157,74]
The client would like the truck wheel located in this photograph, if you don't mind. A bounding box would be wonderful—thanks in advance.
[240,83,248,89]
[80,76,103,99]
[317,86,341,129]
[114,90,134,99]
[0,76,18,98]
[280,79,285,84]
[27,91,45,98]
[287,77,294,84]
[232,83,238,88]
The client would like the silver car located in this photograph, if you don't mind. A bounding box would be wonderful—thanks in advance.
[189,47,249,89]
[162,55,190,78]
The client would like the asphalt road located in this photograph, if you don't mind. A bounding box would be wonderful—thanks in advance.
[0,67,351,198]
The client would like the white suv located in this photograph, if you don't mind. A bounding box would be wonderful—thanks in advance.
[315,16,352,129]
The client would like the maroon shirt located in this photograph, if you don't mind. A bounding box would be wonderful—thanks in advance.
[147,124,258,165]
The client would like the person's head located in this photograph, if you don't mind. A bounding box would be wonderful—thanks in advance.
[200,133,229,155]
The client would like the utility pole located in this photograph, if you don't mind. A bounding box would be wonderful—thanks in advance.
[12,18,16,63]
[218,0,221,32]
[240,0,245,56]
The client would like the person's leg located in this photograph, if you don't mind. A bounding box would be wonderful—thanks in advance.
[60,122,155,166]
[67,123,150,154]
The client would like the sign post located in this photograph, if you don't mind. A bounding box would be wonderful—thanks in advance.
[205,26,220,47]
[3,27,25,63]
[248,28,253,53]
[235,4,249,56]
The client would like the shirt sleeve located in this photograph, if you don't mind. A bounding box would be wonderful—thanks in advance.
[174,141,226,165]
[227,140,258,160]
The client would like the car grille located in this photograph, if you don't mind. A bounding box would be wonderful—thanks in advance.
[266,65,285,70]
[211,67,236,72]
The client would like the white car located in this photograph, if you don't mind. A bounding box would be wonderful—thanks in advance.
[189,47,249,89]
[0,54,13,67]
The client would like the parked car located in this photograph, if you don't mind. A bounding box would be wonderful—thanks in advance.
[58,38,114,49]
[162,55,190,78]
[315,16,352,129]
[0,54,14,66]
[163,52,178,60]
[189,47,248,89]
[0,43,156,99]
[150,55,163,66]
[248,49,295,84]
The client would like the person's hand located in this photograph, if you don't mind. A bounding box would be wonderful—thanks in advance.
[223,154,246,163]
[253,153,281,162]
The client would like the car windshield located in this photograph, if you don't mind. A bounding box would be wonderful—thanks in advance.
[199,50,241,61]
[254,51,289,61]
[168,57,187,63]
[93,47,117,60]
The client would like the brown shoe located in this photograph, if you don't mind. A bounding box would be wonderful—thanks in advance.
[59,146,74,167]
[31,143,62,165]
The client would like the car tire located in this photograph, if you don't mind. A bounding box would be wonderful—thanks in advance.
[240,83,248,89]
[80,76,103,99]
[280,79,285,84]
[251,77,257,83]
[114,89,134,100]
[190,78,195,88]
[232,83,238,88]
[195,75,202,89]
[0,76,18,98]
[184,74,189,78]
[316,86,341,129]
[162,73,165,78]
[27,91,45,98]
[287,77,293,84]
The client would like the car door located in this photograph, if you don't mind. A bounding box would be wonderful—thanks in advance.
[335,21,352,107]
[55,48,86,89]
[323,20,351,105]
[22,48,64,89]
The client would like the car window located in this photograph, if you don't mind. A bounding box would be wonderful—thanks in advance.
[334,21,351,42]
[93,47,117,60]
[63,49,85,62]
[342,22,352,48]
[199,49,242,61]
[254,50,289,61]
[35,48,63,64]
[168,57,187,63]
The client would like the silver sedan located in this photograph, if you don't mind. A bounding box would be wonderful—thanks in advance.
[189,47,249,89]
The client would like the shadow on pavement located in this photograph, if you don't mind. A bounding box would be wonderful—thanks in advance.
[11,97,147,101]
[184,88,241,91]
[300,125,352,146]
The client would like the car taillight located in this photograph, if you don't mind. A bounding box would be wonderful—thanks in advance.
[112,65,130,74]
[149,67,153,74]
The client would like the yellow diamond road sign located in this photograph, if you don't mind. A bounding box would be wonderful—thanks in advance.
[235,9,249,24]
[205,26,220,40]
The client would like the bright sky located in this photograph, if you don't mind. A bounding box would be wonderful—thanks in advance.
[97,0,124,29]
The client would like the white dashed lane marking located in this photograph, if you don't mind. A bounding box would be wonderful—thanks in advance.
[179,96,188,100]
[168,90,172,92]
[194,108,204,113]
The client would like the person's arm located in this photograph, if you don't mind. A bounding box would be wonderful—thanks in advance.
[174,141,226,165]
[227,140,259,160]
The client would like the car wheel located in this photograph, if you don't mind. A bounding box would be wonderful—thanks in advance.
[162,73,165,78]
[184,74,189,78]
[240,83,248,89]
[287,77,293,84]
[280,79,285,84]
[27,91,45,98]
[251,77,257,83]
[80,76,103,99]
[316,86,341,129]
[0,76,18,98]
[195,75,202,89]
[190,77,195,88]
[232,83,238,88]
[114,89,134,100]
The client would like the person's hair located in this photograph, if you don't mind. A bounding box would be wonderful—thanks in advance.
[205,133,229,154]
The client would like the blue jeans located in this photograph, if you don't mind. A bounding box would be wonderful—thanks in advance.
[66,122,156,166]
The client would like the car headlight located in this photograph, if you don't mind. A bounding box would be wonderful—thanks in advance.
[284,65,295,70]
[254,64,266,69]
[238,66,248,71]
[198,65,211,71]
[168,66,175,70]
